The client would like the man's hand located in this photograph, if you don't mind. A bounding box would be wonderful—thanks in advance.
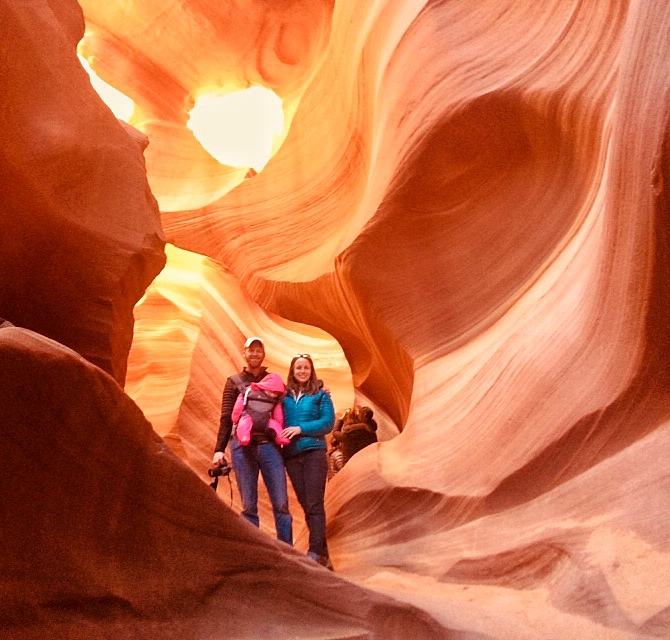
[212,451,228,467]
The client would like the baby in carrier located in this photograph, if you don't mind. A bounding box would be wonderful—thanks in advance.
[232,373,290,446]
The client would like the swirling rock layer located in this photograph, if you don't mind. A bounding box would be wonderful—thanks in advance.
[0,329,443,639]
[2,0,670,638]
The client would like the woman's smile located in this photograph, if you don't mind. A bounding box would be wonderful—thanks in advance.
[293,358,312,384]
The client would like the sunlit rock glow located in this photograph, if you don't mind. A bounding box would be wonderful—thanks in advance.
[3,0,670,638]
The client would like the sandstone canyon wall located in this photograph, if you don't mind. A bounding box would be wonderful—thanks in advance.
[2,0,670,638]
[0,0,166,384]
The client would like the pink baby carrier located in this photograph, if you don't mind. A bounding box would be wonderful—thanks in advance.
[232,373,290,446]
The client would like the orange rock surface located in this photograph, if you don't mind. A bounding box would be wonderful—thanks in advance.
[2,0,670,637]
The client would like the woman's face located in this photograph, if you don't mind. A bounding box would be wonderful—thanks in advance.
[293,358,313,386]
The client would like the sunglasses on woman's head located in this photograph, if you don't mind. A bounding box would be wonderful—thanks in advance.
[293,354,311,359]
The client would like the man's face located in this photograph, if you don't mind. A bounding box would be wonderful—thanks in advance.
[244,343,265,369]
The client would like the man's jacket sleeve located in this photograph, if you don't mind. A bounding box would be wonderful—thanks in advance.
[215,377,239,452]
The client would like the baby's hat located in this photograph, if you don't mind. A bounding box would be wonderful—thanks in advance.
[255,373,286,394]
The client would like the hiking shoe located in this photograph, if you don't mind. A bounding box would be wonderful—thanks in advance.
[306,552,334,570]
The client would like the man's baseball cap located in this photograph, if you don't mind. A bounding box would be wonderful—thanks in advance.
[244,336,265,348]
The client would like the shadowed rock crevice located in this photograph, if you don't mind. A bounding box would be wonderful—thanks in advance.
[328,487,482,545]
[342,93,585,359]
[443,542,570,589]
[641,606,670,638]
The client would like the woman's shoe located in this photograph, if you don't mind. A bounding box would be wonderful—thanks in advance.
[306,551,334,570]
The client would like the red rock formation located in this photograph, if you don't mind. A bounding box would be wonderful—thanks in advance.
[3,0,670,637]
[0,328,444,639]
[0,0,165,383]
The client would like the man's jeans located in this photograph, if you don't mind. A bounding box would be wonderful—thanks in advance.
[230,439,293,544]
[284,448,328,557]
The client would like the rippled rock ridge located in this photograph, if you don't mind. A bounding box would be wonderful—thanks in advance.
[2,1,670,638]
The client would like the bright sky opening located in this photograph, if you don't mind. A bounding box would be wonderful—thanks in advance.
[78,54,135,122]
[186,86,284,172]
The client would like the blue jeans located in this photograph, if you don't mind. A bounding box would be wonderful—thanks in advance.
[284,449,328,557]
[230,439,293,544]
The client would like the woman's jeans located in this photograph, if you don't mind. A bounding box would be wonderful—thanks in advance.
[230,439,293,544]
[284,448,329,557]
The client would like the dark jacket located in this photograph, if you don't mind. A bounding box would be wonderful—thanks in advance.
[332,419,378,464]
[281,389,335,458]
[214,367,268,452]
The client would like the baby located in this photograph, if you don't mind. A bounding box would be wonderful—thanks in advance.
[232,373,290,446]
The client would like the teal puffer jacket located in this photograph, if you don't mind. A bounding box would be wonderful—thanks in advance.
[281,389,335,458]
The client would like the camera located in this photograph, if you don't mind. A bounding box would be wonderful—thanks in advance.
[208,463,231,478]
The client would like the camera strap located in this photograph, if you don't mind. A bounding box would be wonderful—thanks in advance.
[209,474,234,507]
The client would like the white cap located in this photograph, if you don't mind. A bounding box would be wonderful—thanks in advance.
[244,336,265,348]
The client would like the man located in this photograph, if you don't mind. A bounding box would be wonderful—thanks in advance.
[212,336,293,544]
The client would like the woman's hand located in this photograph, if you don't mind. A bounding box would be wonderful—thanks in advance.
[282,426,302,439]
[212,451,227,466]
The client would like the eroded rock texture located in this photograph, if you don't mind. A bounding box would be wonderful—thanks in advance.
[0,0,165,384]
[2,0,670,638]
[0,328,444,639]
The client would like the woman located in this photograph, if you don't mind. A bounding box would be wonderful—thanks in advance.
[281,354,336,569]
